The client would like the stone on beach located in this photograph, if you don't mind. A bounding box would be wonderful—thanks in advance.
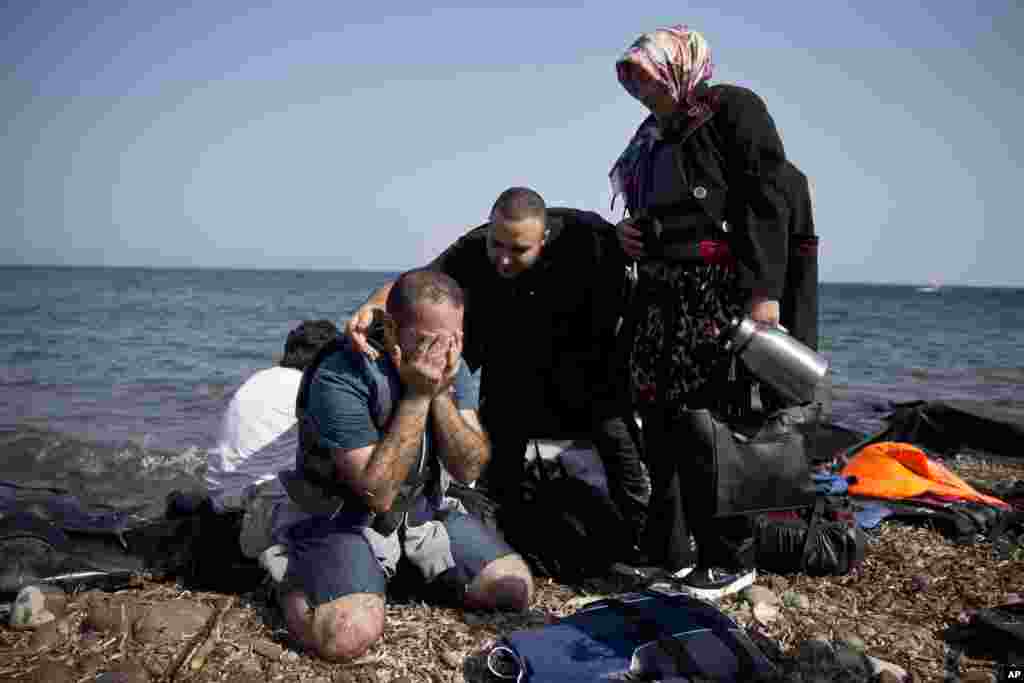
[84,594,146,634]
[867,655,908,682]
[740,585,779,606]
[133,599,212,644]
[781,590,810,610]
[83,592,212,644]
[27,619,61,650]
[26,661,76,683]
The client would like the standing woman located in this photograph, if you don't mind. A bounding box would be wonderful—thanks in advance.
[611,26,788,597]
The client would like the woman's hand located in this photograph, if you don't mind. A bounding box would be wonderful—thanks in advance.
[615,218,646,261]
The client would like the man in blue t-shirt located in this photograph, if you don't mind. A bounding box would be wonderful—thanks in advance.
[273,270,532,662]
[344,188,648,562]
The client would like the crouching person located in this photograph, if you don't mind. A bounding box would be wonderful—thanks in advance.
[272,269,533,661]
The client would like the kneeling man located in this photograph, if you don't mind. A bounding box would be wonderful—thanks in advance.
[274,269,532,661]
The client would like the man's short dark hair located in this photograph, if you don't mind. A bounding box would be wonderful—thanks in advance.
[386,269,465,324]
[280,319,339,370]
[491,187,547,224]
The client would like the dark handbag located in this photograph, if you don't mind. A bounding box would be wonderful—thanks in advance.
[680,406,818,518]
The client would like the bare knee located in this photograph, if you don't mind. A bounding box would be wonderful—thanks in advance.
[283,591,385,662]
[465,553,533,611]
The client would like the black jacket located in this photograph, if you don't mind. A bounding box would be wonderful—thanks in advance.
[629,83,789,301]
[431,208,631,413]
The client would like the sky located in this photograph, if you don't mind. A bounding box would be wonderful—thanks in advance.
[2,1,1022,286]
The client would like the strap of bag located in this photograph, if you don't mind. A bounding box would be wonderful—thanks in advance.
[800,497,827,567]
[603,598,703,677]
[603,596,759,681]
[531,440,551,485]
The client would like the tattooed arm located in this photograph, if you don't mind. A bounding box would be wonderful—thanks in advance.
[432,392,490,484]
[333,334,452,512]
[333,395,430,513]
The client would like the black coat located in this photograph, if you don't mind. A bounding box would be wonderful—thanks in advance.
[778,160,819,350]
[431,208,631,423]
[628,83,789,301]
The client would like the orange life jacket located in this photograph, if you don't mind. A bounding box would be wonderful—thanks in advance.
[841,441,1009,509]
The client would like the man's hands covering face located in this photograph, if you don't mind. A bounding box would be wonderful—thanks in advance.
[391,331,463,399]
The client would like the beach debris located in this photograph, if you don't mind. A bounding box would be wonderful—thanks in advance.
[85,594,145,635]
[188,598,234,672]
[95,659,151,683]
[752,602,780,624]
[253,637,286,660]
[161,597,232,681]
[562,594,606,611]
[223,658,264,683]
[133,599,212,644]
[836,629,866,652]
[909,574,930,592]
[740,585,779,607]
[960,672,996,683]
[440,650,462,669]
[781,590,810,610]
[9,585,56,630]
[26,660,76,683]
[784,637,873,682]
[867,655,908,682]
[28,619,61,650]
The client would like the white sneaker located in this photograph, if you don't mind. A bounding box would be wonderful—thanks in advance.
[258,544,289,583]
[679,567,756,600]
[670,565,695,580]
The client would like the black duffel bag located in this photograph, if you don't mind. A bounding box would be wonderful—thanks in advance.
[753,496,866,576]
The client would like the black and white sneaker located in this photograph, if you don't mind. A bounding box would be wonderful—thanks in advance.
[679,567,756,600]
[670,565,695,580]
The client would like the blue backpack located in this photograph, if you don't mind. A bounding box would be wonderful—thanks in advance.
[486,590,777,682]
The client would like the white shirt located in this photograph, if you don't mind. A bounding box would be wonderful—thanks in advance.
[206,366,303,512]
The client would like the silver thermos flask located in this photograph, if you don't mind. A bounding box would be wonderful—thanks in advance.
[727,317,830,405]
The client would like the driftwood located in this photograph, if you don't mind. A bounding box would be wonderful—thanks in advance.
[162,596,233,682]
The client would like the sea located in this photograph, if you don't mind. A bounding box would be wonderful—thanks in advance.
[1,265,1022,519]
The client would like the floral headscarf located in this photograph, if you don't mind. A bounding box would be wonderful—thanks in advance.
[610,26,714,211]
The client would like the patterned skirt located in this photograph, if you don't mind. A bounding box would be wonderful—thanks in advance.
[629,262,746,421]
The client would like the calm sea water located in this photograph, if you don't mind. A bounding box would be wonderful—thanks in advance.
[1,266,1021,516]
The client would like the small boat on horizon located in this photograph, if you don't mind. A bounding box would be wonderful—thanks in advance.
[917,279,942,293]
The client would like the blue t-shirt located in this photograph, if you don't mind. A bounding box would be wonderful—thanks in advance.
[305,341,479,460]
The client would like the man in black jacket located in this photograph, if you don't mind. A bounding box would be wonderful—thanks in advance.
[346,187,648,561]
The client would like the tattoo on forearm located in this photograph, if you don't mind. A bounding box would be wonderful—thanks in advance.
[432,393,489,483]
[362,398,429,505]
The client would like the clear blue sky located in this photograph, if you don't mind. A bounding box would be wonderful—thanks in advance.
[3,1,1021,286]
